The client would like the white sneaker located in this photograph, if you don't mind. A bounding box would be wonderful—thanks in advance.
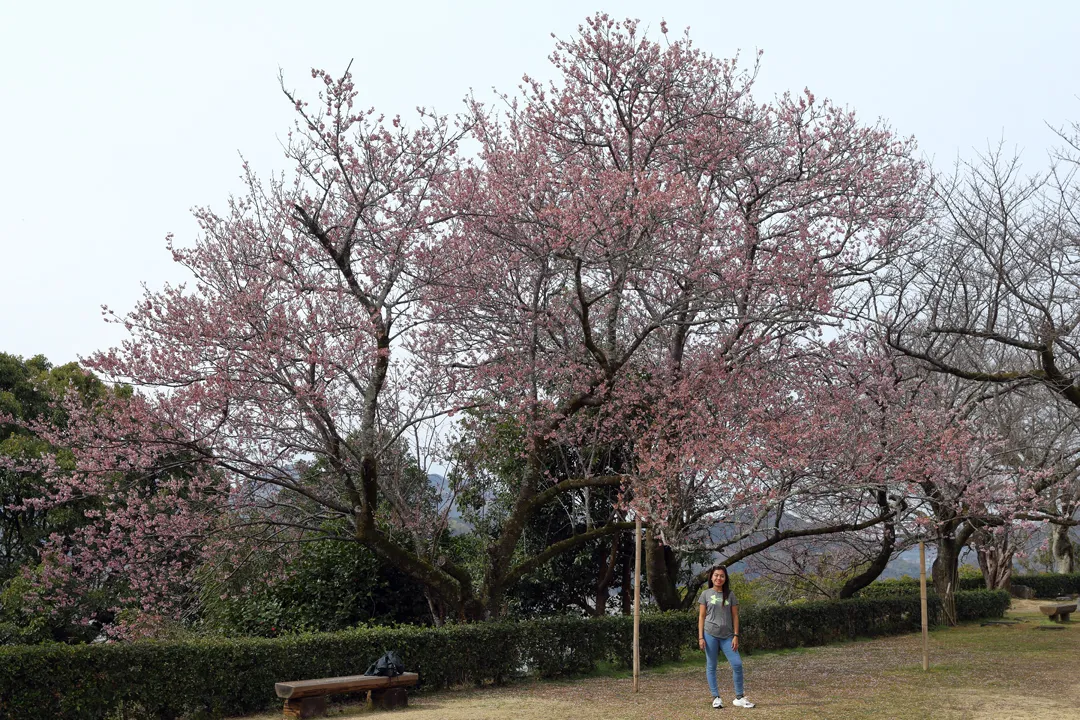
[732,697,755,708]
[712,696,724,708]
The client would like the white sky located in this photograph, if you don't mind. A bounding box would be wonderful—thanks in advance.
[1,1,1077,366]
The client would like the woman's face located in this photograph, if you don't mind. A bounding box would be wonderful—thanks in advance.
[712,568,726,587]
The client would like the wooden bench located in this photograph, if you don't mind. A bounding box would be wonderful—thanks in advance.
[1039,603,1077,623]
[275,672,419,718]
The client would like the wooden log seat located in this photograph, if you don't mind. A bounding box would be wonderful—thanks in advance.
[1039,603,1077,623]
[275,672,419,718]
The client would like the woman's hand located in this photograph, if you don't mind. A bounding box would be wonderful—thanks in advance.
[699,636,706,651]
[732,636,739,652]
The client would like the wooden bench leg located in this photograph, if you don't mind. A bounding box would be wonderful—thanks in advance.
[371,687,409,710]
[1062,612,1071,622]
[282,697,327,719]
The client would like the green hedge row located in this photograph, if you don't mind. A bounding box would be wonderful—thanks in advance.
[1012,573,1080,598]
[858,576,984,598]
[859,573,1080,599]
[0,590,1010,720]
[741,589,1008,651]
[0,616,684,720]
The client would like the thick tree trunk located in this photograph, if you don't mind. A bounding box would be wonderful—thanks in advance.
[1050,523,1075,574]
[932,537,961,626]
[974,524,1014,590]
[644,527,682,610]
[355,451,485,621]
[481,463,543,619]
[976,545,1013,591]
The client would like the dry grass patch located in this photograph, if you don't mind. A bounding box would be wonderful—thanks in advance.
[235,600,1080,720]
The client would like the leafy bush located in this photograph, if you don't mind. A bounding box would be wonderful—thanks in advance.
[0,591,1009,720]
[0,576,52,646]
[739,595,930,650]
[855,577,924,598]
[200,536,432,637]
[726,572,776,609]
[954,589,1011,621]
[957,564,984,581]
[1012,572,1080,598]
[858,575,983,598]
[861,571,1080,599]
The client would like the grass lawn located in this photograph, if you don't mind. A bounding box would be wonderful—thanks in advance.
[239,599,1079,720]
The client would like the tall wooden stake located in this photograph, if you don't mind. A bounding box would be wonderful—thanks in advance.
[919,540,929,671]
[633,515,642,692]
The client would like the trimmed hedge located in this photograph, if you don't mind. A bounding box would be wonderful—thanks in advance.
[0,590,1010,720]
[736,589,1008,652]
[860,572,1080,599]
[859,576,983,598]
[1012,573,1080,598]
[953,589,1012,620]
[0,616,684,720]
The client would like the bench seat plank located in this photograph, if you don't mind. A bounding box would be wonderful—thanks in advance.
[276,672,418,699]
[1039,603,1077,615]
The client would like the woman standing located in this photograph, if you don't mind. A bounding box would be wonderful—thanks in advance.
[698,565,755,709]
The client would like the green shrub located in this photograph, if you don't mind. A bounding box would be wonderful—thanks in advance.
[861,571,1080,599]
[858,574,984,598]
[726,572,776,608]
[200,534,432,637]
[738,595,930,650]
[1011,573,1080,598]
[0,591,1010,720]
[954,589,1011,620]
[856,577,924,599]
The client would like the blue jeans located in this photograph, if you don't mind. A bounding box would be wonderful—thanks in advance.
[704,633,744,697]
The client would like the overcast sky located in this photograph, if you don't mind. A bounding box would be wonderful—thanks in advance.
[1,0,1077,366]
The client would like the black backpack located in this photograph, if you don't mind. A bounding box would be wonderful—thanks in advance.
[365,650,405,677]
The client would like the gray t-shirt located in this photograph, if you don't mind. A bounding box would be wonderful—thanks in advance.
[697,588,738,639]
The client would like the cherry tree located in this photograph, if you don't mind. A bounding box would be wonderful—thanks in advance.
[23,15,931,628]
[40,67,472,628]
[4,389,226,638]
[882,121,1080,578]
[631,337,944,608]
[894,373,1047,623]
[980,388,1080,576]
[431,14,926,612]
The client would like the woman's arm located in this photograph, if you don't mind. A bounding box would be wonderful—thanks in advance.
[732,604,740,652]
[698,602,706,650]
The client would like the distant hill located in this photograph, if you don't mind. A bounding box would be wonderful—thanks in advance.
[428,473,473,535]
[694,513,985,580]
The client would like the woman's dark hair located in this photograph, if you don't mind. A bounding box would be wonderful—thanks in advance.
[707,565,731,601]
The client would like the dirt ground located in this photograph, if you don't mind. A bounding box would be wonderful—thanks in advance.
[243,599,1080,720]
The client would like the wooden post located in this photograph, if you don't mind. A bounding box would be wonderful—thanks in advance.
[920,540,929,671]
[633,515,642,692]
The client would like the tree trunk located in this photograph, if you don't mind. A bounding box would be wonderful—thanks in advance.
[424,590,447,627]
[975,545,1013,591]
[838,527,896,599]
[481,456,546,620]
[1050,523,1075,574]
[932,537,961,626]
[644,527,681,610]
[355,450,485,621]
[838,493,897,599]
[592,535,621,617]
